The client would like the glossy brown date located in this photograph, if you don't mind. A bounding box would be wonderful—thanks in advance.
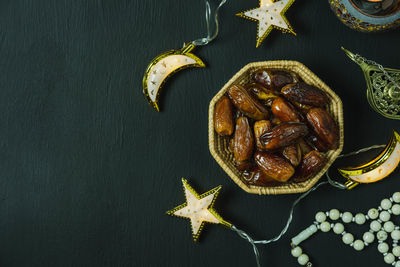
[242,166,277,186]
[235,161,253,172]
[260,122,308,150]
[245,83,278,104]
[306,134,329,152]
[306,108,339,150]
[295,150,326,182]
[228,84,269,120]
[253,120,272,150]
[298,138,312,156]
[253,69,299,91]
[291,101,313,113]
[232,117,254,162]
[254,152,295,182]
[281,143,301,167]
[281,82,329,107]
[214,96,234,136]
[271,97,301,122]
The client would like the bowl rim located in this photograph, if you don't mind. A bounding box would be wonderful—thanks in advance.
[208,60,344,195]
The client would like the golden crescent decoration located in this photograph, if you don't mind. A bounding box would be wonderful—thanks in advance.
[142,43,205,112]
[338,131,400,189]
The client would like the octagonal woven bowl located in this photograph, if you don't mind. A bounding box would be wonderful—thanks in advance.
[208,61,344,195]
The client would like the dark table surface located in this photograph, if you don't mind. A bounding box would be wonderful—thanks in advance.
[1,0,400,266]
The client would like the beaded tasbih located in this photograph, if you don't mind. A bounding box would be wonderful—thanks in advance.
[290,192,400,266]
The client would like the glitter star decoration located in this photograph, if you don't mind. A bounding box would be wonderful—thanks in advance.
[167,178,231,242]
[236,0,296,48]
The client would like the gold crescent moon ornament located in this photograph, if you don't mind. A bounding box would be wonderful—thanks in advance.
[142,43,205,111]
[142,0,227,111]
[338,131,400,189]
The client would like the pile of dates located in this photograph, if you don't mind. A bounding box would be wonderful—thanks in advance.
[214,69,339,187]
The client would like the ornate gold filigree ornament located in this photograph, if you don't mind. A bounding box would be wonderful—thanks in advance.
[329,0,400,33]
[342,47,400,120]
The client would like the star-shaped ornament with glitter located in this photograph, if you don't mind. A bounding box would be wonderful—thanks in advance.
[166,178,231,242]
[237,0,296,48]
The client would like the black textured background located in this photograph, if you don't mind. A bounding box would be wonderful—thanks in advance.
[0,0,400,266]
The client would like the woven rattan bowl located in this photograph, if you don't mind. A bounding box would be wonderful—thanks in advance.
[209,61,344,195]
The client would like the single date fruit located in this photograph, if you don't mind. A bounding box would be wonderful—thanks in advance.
[245,83,278,105]
[291,101,313,113]
[253,69,299,91]
[228,84,269,120]
[232,117,254,162]
[255,152,295,182]
[253,120,272,150]
[214,96,234,136]
[298,138,312,156]
[306,134,329,152]
[271,97,301,122]
[260,122,308,150]
[235,161,253,172]
[281,82,329,107]
[242,166,277,186]
[306,108,339,150]
[281,143,301,167]
[295,150,326,182]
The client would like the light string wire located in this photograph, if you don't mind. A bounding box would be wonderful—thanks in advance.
[231,144,386,267]
[191,0,227,46]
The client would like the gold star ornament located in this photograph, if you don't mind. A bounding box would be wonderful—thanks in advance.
[167,178,231,242]
[236,0,296,48]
